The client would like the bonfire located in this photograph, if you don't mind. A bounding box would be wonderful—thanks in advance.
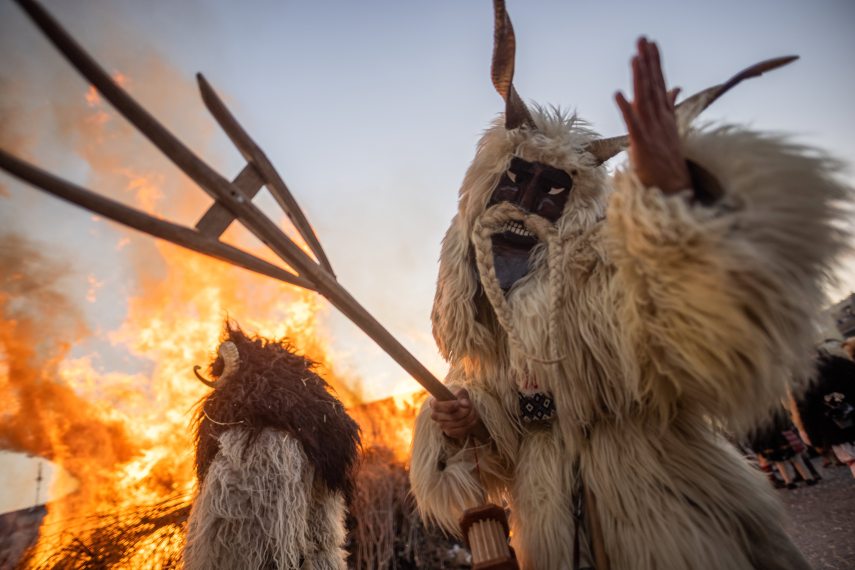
[0,1,481,567]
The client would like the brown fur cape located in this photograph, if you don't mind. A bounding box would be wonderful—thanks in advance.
[192,324,361,501]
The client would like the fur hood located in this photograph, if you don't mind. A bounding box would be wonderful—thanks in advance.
[431,107,610,366]
[192,323,361,501]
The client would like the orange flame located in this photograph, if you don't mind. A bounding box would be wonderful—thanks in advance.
[0,63,421,566]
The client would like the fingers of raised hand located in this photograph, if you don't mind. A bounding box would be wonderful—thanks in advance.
[615,91,640,139]
[668,87,681,109]
[617,38,690,193]
[632,38,674,126]
[644,39,668,109]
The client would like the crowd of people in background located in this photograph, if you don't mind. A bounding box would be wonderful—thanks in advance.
[745,337,855,489]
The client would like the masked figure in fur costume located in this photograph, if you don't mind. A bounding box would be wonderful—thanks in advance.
[183,324,360,570]
[410,1,850,568]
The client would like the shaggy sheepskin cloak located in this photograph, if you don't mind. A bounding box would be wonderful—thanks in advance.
[410,107,849,569]
[183,325,360,570]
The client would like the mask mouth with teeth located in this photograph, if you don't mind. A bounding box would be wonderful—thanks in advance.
[485,156,574,290]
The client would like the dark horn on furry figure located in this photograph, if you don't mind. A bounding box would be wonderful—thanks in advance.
[673,55,799,126]
[492,0,535,130]
[585,55,799,165]
[586,135,630,165]
[193,365,218,389]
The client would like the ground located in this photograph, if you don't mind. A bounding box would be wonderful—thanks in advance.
[0,458,851,568]
[781,460,855,570]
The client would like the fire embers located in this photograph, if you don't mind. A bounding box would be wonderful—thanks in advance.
[183,323,361,570]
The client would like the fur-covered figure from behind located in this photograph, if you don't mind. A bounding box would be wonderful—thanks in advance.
[183,323,361,570]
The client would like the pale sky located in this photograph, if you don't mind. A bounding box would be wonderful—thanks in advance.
[1,0,854,428]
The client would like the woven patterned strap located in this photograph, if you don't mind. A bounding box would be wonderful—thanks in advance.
[518,391,556,424]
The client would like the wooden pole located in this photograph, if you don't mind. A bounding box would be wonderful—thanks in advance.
[0,147,456,402]
[12,0,458,403]
[196,73,335,276]
[0,149,314,291]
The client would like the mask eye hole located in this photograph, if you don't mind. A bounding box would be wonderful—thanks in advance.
[541,166,574,195]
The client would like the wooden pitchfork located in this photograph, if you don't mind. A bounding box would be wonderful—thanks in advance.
[1,1,516,566]
[2,0,457,400]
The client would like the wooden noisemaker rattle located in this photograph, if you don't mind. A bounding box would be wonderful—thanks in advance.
[460,504,517,569]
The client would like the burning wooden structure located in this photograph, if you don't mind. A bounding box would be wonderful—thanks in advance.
[19,414,468,569]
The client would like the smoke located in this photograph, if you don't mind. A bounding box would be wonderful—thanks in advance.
[0,66,39,199]
[0,7,214,510]
[0,233,136,497]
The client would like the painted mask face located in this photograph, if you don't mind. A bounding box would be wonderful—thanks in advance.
[486,156,574,289]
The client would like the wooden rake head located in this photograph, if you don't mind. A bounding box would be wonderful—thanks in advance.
[0,0,457,403]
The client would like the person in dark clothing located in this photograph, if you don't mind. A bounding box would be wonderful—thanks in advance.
[794,346,855,479]
[749,410,819,488]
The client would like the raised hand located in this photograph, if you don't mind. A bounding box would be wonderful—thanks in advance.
[429,388,482,442]
[615,37,691,195]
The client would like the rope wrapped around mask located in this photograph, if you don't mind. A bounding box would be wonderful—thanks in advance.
[471,201,566,368]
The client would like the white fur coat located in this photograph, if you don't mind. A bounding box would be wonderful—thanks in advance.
[411,109,849,569]
[183,428,347,570]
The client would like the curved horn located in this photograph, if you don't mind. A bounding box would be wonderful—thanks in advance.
[585,135,629,165]
[193,365,218,389]
[674,55,798,128]
[585,55,799,165]
[192,340,240,389]
[492,0,535,130]
[217,341,240,384]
